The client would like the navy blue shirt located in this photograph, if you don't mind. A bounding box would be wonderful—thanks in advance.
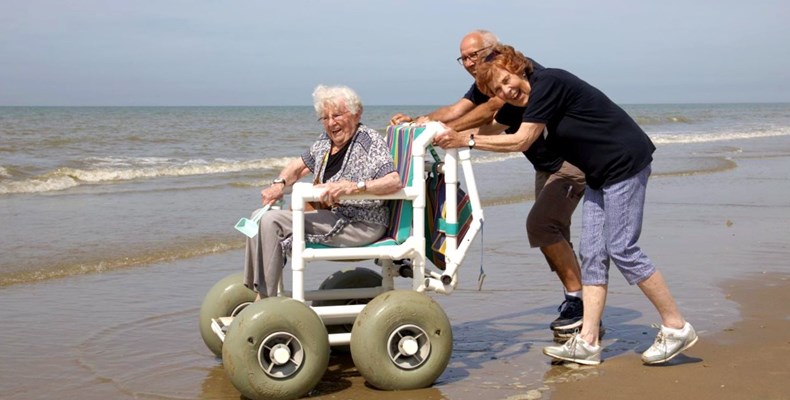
[495,104,564,173]
[514,67,655,189]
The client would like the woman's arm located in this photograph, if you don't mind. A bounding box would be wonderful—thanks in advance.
[435,121,545,153]
[260,157,311,206]
[317,171,401,204]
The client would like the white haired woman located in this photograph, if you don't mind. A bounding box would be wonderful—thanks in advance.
[244,85,402,299]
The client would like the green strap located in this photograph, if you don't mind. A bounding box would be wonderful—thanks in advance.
[438,219,460,235]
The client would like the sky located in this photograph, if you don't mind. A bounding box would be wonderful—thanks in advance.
[1,0,788,106]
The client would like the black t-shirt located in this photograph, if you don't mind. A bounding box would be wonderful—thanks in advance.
[323,139,351,182]
[517,68,655,189]
[463,82,490,106]
[495,104,564,173]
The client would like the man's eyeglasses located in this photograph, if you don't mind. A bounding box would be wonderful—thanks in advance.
[456,46,491,65]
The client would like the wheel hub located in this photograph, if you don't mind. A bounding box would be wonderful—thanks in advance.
[257,332,304,378]
[270,343,292,365]
[398,337,420,356]
[387,324,431,369]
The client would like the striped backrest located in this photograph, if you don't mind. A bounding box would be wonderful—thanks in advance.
[382,125,423,244]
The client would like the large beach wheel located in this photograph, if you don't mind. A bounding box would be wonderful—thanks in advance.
[222,297,330,400]
[350,290,453,390]
[199,272,256,356]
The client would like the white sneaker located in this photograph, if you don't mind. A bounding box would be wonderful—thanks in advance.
[543,333,601,365]
[641,322,698,364]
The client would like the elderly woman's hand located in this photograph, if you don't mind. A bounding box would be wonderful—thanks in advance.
[260,185,284,207]
[316,180,357,205]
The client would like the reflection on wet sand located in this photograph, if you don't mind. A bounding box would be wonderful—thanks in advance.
[200,365,243,400]
[543,361,600,385]
[197,352,448,400]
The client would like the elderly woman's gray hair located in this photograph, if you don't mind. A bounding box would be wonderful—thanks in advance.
[312,85,363,116]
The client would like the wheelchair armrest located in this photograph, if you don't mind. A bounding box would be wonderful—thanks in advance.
[290,182,419,210]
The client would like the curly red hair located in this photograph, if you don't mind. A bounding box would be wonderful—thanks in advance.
[475,44,533,98]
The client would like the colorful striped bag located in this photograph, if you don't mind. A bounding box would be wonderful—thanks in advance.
[424,148,474,270]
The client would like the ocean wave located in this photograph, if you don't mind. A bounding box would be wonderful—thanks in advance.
[634,115,693,125]
[650,128,790,144]
[0,156,293,195]
[471,152,522,164]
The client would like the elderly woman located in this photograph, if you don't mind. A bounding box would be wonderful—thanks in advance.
[433,44,696,366]
[244,85,401,299]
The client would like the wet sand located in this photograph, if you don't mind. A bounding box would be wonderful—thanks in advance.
[548,272,790,400]
[1,146,789,399]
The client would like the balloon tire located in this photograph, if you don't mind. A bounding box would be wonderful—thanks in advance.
[198,272,256,356]
[222,297,329,400]
[350,290,452,390]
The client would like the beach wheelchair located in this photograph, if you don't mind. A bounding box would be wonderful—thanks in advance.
[198,122,484,400]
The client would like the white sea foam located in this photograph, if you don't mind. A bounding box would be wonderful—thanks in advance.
[471,152,522,164]
[650,128,790,144]
[0,175,81,194]
[0,156,293,194]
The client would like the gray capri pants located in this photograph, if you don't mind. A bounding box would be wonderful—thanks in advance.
[579,164,655,285]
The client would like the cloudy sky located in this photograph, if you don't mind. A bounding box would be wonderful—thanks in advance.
[1,0,788,106]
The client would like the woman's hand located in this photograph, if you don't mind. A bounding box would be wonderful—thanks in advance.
[433,126,467,149]
[315,180,357,205]
[260,184,284,207]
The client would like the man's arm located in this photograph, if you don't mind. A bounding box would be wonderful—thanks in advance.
[421,98,476,124]
[444,97,505,132]
[390,98,476,126]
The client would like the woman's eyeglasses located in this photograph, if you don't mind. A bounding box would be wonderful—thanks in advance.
[456,46,491,65]
[318,111,349,122]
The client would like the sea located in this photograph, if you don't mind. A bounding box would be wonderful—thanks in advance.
[2,103,789,287]
[1,103,790,399]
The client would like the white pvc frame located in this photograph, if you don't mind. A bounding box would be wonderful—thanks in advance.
[288,122,485,346]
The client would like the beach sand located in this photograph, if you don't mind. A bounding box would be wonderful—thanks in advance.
[1,144,789,399]
[549,272,789,400]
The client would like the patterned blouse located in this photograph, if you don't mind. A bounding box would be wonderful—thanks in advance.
[301,124,396,227]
